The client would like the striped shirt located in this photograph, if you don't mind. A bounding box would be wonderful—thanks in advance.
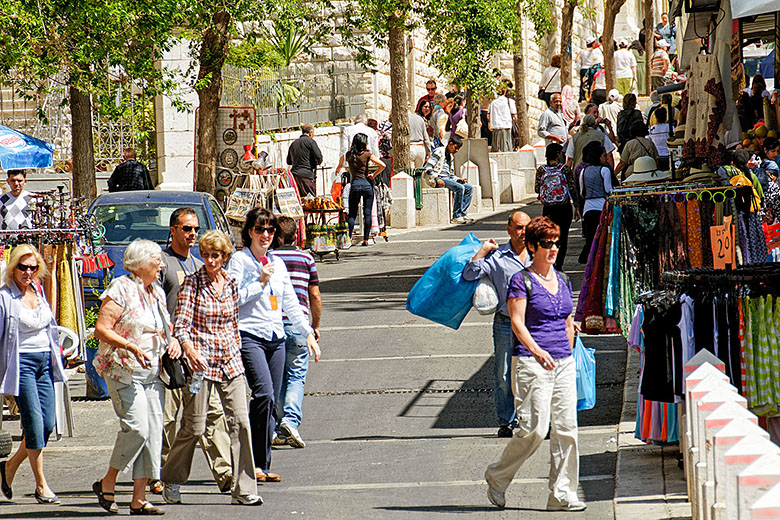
[173,267,244,382]
[272,246,319,325]
[650,50,668,77]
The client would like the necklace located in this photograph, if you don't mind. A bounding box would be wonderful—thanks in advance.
[532,266,555,281]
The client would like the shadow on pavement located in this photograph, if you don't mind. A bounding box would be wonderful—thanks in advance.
[375,504,545,513]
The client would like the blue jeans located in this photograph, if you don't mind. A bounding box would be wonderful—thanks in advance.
[440,177,473,218]
[348,178,374,240]
[276,325,309,430]
[16,352,56,450]
[240,331,286,472]
[492,314,517,429]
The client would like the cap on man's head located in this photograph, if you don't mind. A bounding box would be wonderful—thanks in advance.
[607,89,620,102]
[656,39,670,48]
[585,36,596,45]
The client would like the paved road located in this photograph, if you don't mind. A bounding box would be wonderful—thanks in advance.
[0,201,628,519]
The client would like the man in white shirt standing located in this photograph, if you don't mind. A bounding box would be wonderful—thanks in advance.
[0,169,32,230]
[488,87,517,152]
[614,40,637,96]
[408,109,432,168]
[537,94,568,146]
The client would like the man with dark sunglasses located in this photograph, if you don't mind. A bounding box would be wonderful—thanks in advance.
[415,79,438,113]
[158,206,233,498]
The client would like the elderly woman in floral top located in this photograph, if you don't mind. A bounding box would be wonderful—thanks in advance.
[160,231,262,506]
[93,239,181,515]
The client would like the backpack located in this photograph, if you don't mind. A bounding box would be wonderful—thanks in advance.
[538,164,570,205]
[520,268,570,300]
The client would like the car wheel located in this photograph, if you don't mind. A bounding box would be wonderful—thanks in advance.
[0,429,12,457]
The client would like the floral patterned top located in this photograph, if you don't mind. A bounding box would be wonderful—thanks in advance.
[94,274,170,384]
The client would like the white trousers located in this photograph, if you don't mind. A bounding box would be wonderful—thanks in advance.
[485,355,580,504]
[410,143,427,168]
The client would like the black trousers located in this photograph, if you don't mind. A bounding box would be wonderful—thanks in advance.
[543,203,573,271]
[579,209,602,264]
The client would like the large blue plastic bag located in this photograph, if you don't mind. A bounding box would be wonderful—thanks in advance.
[406,233,481,330]
[574,335,596,411]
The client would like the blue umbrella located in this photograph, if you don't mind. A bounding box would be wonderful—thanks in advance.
[0,124,54,170]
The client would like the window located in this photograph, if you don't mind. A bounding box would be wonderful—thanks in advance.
[92,203,208,245]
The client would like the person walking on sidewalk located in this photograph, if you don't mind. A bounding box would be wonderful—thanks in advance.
[536,143,581,271]
[462,210,532,438]
[161,231,262,506]
[345,133,385,247]
[271,217,321,449]
[485,216,585,512]
[0,245,66,505]
[286,125,323,198]
[227,208,320,484]
[158,208,232,495]
[92,239,181,515]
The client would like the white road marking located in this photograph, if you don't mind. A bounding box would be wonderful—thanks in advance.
[319,349,625,363]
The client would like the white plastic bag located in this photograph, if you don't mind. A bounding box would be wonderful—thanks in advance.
[472,276,499,315]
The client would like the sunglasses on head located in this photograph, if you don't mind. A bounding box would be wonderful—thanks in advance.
[254,226,275,234]
[537,239,562,249]
[179,225,201,233]
[16,264,39,272]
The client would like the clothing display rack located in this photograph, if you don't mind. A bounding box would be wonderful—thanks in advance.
[576,185,767,336]
[627,265,780,444]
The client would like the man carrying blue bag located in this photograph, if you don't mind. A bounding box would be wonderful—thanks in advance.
[462,210,532,438]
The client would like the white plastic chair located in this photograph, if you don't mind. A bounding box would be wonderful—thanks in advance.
[54,326,79,439]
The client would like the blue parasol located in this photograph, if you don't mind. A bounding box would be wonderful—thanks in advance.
[0,124,54,170]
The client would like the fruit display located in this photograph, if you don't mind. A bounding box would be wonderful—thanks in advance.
[741,122,777,151]
[303,196,343,211]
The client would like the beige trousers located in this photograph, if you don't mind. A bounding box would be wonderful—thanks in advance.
[162,385,232,488]
[410,143,427,168]
[485,355,580,504]
[161,376,256,497]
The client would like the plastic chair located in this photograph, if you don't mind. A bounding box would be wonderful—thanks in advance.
[54,326,78,439]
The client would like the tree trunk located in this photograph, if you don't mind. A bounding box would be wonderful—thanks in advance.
[465,89,480,138]
[643,0,654,96]
[389,19,411,171]
[560,0,575,88]
[69,83,96,199]
[513,17,530,147]
[194,11,231,194]
[602,0,626,93]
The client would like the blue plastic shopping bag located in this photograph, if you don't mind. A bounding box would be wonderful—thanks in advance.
[574,335,596,411]
[405,233,481,330]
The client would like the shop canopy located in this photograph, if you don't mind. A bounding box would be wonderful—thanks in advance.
[0,124,54,170]
[730,0,780,19]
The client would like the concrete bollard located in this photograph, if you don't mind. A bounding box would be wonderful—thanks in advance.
[389,172,415,229]
[694,385,743,520]
[750,481,780,519]
[701,403,757,520]
[724,435,780,520]
[533,140,546,165]
[460,161,480,187]
[712,419,768,520]
[685,363,730,508]
[738,453,780,520]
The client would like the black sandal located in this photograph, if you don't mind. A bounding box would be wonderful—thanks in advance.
[130,501,165,515]
[92,480,119,514]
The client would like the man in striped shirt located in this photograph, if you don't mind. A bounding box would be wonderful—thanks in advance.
[271,216,321,448]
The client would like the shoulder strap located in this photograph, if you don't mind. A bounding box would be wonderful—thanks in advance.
[521,269,533,300]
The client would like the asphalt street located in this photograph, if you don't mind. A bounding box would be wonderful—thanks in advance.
[0,201,629,519]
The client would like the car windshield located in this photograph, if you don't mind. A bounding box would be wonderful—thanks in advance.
[92,203,208,245]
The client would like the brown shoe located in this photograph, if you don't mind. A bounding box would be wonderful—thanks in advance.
[255,470,281,483]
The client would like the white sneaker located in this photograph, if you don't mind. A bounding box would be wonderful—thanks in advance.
[232,493,263,506]
[280,422,306,449]
[547,495,587,512]
[485,474,505,509]
[162,483,181,504]
[451,217,466,224]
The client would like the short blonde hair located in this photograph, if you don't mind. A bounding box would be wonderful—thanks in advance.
[199,230,233,258]
[123,239,162,273]
[6,244,48,287]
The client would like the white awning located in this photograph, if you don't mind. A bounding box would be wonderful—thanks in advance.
[731,0,780,19]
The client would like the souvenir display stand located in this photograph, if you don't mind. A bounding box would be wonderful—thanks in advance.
[302,196,347,262]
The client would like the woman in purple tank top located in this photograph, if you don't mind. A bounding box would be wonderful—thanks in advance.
[484,216,585,512]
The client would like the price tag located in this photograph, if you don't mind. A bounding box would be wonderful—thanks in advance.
[710,216,734,269]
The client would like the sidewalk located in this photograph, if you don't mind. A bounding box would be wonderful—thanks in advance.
[613,341,691,520]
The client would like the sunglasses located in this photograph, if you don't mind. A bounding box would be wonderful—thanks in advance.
[537,239,562,249]
[426,87,436,91]
[254,226,276,234]
[202,252,223,259]
[179,225,201,233]
[16,264,39,272]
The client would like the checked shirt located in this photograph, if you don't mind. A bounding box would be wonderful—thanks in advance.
[173,266,244,382]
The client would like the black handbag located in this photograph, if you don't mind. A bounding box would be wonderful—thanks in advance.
[156,300,191,390]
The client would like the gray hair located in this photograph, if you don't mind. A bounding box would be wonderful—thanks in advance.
[353,114,366,124]
[123,239,162,274]
[582,114,598,128]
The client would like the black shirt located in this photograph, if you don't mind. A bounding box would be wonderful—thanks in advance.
[107,159,154,192]
[286,135,323,180]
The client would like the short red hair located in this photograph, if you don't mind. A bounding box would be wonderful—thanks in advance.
[524,216,560,250]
